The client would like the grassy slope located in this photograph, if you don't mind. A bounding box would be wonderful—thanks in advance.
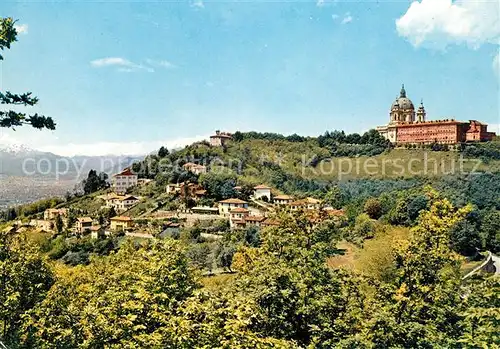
[215,140,500,181]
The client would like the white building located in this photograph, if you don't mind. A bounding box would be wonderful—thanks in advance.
[289,197,322,211]
[218,198,248,217]
[273,194,293,205]
[112,168,138,194]
[104,194,139,212]
[253,185,272,201]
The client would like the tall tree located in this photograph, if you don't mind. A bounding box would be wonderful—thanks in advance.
[0,18,55,130]
[0,233,54,346]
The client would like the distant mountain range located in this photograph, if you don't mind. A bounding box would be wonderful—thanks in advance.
[0,145,144,209]
[0,145,143,180]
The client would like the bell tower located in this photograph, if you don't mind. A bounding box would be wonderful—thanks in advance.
[416,99,426,123]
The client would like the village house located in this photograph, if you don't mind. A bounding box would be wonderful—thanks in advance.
[43,208,68,221]
[110,216,134,231]
[273,194,294,206]
[90,225,105,239]
[166,183,182,195]
[289,197,322,211]
[76,217,93,234]
[243,215,266,228]
[183,162,207,175]
[104,194,139,212]
[253,185,272,201]
[112,168,138,194]
[137,178,153,186]
[261,218,280,228]
[29,219,54,232]
[210,130,233,147]
[166,182,206,200]
[229,207,250,228]
[218,198,249,216]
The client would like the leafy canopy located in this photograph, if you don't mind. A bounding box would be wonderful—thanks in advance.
[0,17,55,130]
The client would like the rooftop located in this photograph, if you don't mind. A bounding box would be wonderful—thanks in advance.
[230,207,250,213]
[110,216,133,222]
[77,217,92,223]
[113,168,136,177]
[219,198,248,204]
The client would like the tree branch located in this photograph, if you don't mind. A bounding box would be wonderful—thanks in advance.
[0,91,39,106]
[0,110,56,130]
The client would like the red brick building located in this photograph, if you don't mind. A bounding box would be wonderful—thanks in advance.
[377,85,495,145]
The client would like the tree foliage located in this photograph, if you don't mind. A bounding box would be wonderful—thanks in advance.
[0,17,55,130]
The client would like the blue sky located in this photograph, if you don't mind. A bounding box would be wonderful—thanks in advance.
[0,0,499,155]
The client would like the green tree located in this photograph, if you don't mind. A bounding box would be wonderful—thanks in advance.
[0,18,55,130]
[0,233,54,346]
[323,186,343,209]
[364,195,472,347]
[54,214,64,234]
[82,170,109,195]
[480,209,500,252]
[187,243,213,273]
[157,146,169,158]
[215,242,236,272]
[363,197,382,219]
[23,240,198,348]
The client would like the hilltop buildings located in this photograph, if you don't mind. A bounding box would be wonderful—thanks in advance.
[210,130,232,146]
[377,85,495,145]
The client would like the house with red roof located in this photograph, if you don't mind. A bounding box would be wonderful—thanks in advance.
[112,168,138,194]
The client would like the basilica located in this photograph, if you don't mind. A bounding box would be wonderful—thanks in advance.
[377,85,495,145]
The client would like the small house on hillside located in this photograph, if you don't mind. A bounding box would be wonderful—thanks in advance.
[76,217,93,234]
[253,185,272,201]
[273,194,293,205]
[110,216,134,231]
[218,198,248,216]
[44,208,68,221]
[183,162,207,175]
[210,130,232,147]
[289,197,322,211]
[104,194,139,212]
[112,168,138,195]
[90,225,105,239]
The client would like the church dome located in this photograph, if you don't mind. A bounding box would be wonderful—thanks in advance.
[391,84,414,110]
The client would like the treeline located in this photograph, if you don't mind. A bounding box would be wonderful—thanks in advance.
[232,131,307,142]
[0,197,64,221]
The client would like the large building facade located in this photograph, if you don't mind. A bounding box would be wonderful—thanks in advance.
[377,85,495,145]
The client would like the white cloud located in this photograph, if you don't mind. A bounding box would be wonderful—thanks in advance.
[396,0,500,49]
[341,13,353,24]
[90,57,154,73]
[14,24,28,35]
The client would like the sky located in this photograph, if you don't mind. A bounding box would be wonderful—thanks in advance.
[0,0,499,156]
